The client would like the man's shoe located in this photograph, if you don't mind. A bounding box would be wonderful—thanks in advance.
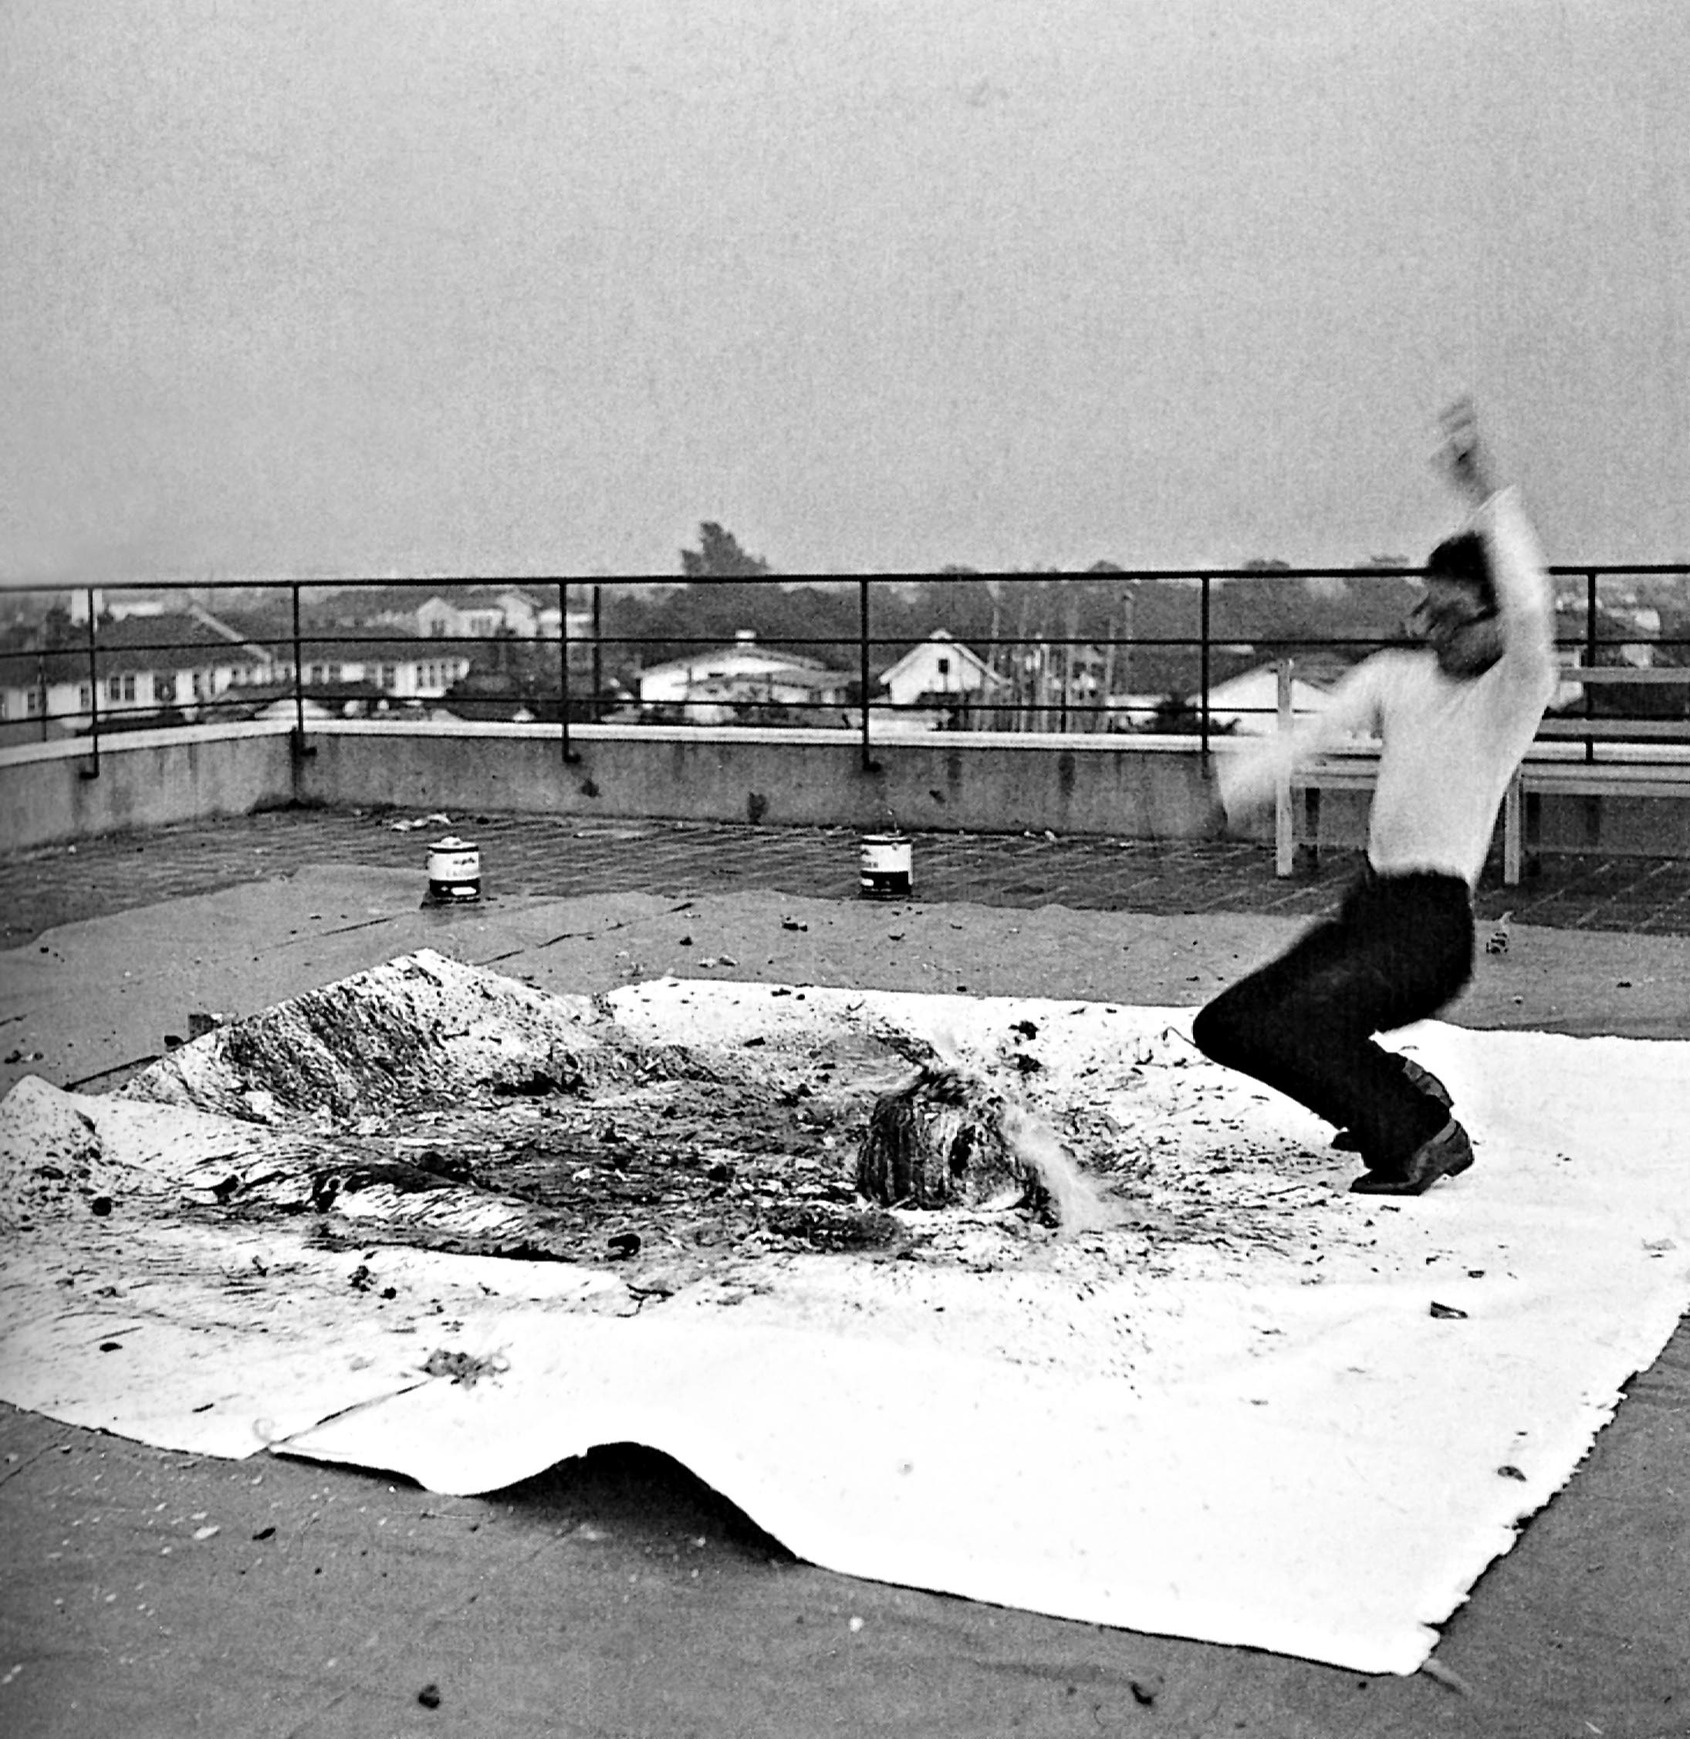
[1349,1119,1475,1196]
[1400,1059,1452,1107]
[1331,1059,1454,1151]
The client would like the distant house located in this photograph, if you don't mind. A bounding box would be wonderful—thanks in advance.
[0,608,488,742]
[246,635,474,707]
[878,631,1004,709]
[417,595,505,640]
[1186,662,1352,737]
[678,664,853,725]
[0,610,278,740]
[66,589,167,624]
[637,632,852,722]
[1615,605,1662,669]
[245,680,401,724]
[413,587,580,642]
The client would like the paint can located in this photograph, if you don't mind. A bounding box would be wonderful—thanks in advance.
[859,833,912,901]
[426,835,482,903]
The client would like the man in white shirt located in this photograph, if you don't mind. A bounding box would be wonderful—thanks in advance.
[1192,402,1560,1195]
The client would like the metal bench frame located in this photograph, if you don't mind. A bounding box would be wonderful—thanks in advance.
[1269,661,1690,884]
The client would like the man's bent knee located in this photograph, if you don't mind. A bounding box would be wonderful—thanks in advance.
[1191,996,1242,1067]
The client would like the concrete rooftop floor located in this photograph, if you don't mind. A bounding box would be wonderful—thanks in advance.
[5,805,1690,950]
[1,805,1686,1738]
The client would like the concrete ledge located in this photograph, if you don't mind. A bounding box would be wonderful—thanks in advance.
[1,717,1683,859]
[0,721,297,850]
[0,717,297,770]
[296,720,1223,840]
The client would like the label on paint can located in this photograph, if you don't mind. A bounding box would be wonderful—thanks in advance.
[426,836,482,901]
[859,833,912,900]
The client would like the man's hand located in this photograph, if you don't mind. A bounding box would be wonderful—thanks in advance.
[1434,396,1497,506]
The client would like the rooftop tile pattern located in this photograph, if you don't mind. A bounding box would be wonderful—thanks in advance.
[3,805,1688,947]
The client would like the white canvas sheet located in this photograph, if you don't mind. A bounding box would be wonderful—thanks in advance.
[2,975,1687,1675]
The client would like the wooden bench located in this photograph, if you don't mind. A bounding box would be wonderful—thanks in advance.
[1503,668,1690,881]
[1267,660,1690,884]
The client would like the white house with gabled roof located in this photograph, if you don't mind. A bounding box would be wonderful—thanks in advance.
[636,631,840,709]
[0,611,279,741]
[878,630,1003,709]
[414,588,581,642]
[1187,661,1349,736]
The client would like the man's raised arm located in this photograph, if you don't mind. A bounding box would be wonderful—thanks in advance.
[1215,662,1384,825]
[1435,399,1557,682]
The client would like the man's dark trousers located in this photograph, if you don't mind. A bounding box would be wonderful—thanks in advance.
[1191,869,1474,1174]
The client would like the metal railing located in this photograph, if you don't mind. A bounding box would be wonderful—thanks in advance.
[2,567,1686,778]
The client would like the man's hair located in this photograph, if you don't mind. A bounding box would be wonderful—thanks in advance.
[1424,532,1496,610]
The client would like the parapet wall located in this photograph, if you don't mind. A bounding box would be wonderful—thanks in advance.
[295,721,1223,841]
[1,719,1684,860]
[0,722,297,851]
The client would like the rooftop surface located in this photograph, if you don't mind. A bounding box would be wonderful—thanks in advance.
[1,807,1686,1737]
[6,804,1690,949]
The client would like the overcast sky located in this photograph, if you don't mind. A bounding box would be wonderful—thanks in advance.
[3,0,1685,583]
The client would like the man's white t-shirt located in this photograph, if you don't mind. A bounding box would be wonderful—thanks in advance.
[1218,489,1559,889]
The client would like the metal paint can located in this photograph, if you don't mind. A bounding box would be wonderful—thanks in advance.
[426,835,482,902]
[859,833,912,900]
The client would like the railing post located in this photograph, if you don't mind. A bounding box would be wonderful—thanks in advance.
[557,580,576,761]
[291,583,305,750]
[1274,658,1294,876]
[1199,574,1212,758]
[858,577,878,773]
[591,583,603,723]
[82,589,101,779]
[1584,569,1598,763]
